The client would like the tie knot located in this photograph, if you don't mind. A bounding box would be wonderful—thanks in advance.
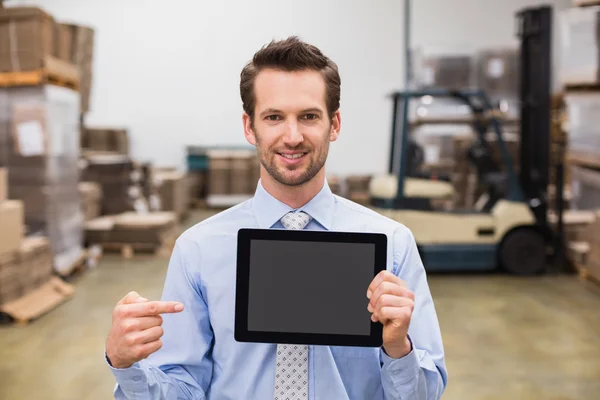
[280,211,312,230]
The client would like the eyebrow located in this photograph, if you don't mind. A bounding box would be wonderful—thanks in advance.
[259,108,324,118]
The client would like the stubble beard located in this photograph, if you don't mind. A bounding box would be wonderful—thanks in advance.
[253,124,331,187]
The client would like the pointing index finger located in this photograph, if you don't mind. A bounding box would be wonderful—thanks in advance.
[124,301,184,317]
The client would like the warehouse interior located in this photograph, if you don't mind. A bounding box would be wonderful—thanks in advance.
[1,0,600,399]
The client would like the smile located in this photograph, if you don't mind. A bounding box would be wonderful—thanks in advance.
[279,153,306,159]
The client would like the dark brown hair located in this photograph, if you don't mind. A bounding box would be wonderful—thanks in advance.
[240,36,341,120]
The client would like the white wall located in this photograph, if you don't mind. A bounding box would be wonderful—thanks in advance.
[6,0,572,175]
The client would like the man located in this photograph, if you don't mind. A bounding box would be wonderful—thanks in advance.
[105,36,447,399]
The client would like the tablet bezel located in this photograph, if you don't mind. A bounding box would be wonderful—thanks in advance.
[235,228,387,348]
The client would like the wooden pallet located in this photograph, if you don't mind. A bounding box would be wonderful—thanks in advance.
[99,238,176,260]
[0,277,75,325]
[567,150,600,169]
[564,82,600,92]
[573,0,600,6]
[0,56,80,90]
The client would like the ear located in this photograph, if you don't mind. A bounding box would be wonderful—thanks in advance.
[329,110,341,142]
[243,112,256,146]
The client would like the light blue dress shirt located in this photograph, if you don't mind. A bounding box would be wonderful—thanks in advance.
[109,180,447,399]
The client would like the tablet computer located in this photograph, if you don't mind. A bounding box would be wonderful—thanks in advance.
[235,228,387,347]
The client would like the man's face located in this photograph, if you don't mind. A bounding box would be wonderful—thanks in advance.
[243,68,340,187]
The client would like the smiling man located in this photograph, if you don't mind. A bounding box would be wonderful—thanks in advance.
[105,36,447,399]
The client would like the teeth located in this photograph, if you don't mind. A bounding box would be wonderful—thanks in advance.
[281,153,304,159]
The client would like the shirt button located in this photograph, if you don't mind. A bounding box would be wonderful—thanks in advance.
[133,376,142,382]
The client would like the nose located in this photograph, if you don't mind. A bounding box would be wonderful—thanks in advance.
[282,119,304,147]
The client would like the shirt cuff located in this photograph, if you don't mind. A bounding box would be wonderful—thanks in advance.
[380,336,420,386]
[105,352,149,389]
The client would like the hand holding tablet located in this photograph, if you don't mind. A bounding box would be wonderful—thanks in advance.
[367,270,415,358]
[234,228,388,347]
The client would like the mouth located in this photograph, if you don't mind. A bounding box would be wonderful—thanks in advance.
[277,152,308,164]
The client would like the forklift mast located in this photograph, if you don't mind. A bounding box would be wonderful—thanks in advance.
[516,6,552,228]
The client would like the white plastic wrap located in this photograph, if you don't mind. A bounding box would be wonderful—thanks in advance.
[565,93,600,153]
[0,85,83,269]
[560,6,600,85]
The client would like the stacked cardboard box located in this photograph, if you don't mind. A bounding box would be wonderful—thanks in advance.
[85,212,178,249]
[413,49,474,89]
[154,170,189,219]
[81,127,129,154]
[559,6,600,86]
[451,132,520,209]
[566,211,600,283]
[62,23,94,112]
[346,175,372,205]
[207,149,259,197]
[78,181,102,221]
[81,153,139,215]
[0,167,55,305]
[0,7,55,73]
[0,85,83,275]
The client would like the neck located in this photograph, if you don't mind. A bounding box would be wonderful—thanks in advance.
[260,169,326,209]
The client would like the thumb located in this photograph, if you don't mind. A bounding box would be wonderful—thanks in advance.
[118,291,148,305]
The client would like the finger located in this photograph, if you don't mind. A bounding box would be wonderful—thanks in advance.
[374,305,413,324]
[118,291,148,305]
[139,325,165,344]
[120,316,163,334]
[368,282,414,312]
[367,271,406,299]
[138,339,163,359]
[119,301,184,318]
[372,294,414,318]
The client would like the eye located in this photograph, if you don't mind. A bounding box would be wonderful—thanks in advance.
[265,115,281,121]
[303,114,319,120]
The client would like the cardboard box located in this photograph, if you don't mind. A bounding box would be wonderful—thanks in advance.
[0,167,6,201]
[0,7,55,72]
[0,251,21,304]
[0,200,24,257]
[82,127,129,154]
[62,23,94,112]
[19,236,53,292]
[155,171,189,218]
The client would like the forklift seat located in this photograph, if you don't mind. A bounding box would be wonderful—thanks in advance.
[369,174,455,200]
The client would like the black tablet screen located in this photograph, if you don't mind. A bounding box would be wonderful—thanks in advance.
[247,239,375,336]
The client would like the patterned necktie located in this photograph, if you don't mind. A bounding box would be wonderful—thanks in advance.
[274,211,311,400]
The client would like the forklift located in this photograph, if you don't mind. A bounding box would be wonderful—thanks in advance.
[368,6,565,275]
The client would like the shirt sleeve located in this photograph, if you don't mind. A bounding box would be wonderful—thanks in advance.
[109,237,214,400]
[380,225,448,400]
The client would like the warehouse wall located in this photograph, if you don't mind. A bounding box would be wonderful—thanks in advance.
[7,0,571,175]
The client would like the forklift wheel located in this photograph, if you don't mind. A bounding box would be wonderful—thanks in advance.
[499,228,547,275]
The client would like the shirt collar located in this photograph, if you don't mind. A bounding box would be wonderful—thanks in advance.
[251,179,335,230]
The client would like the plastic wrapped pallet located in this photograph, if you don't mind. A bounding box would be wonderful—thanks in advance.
[0,85,83,274]
[476,48,520,118]
[559,6,600,85]
[564,93,600,156]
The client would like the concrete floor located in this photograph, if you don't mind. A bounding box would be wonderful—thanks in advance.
[1,210,600,400]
